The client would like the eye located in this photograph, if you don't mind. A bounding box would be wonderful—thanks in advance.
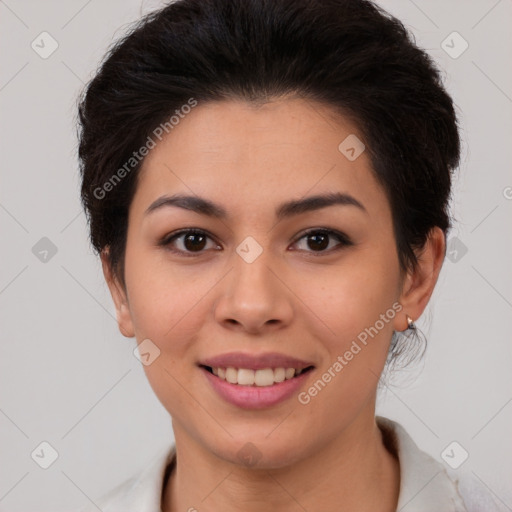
[159,229,221,256]
[159,227,352,257]
[291,229,352,254]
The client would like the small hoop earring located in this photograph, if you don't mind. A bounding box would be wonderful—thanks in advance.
[406,314,416,330]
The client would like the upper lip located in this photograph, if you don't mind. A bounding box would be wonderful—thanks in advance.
[199,352,315,371]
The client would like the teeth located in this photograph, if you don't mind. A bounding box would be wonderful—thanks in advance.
[285,367,296,379]
[238,368,255,386]
[274,367,285,383]
[254,368,274,386]
[210,366,305,386]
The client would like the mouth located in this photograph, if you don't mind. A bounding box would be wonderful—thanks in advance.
[200,365,315,387]
[198,355,315,410]
[198,352,316,409]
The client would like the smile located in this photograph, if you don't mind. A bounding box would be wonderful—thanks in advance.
[203,366,313,386]
[199,365,314,410]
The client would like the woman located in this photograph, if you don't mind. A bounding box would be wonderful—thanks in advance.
[76,0,503,510]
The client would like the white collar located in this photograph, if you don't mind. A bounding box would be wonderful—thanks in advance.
[90,416,468,512]
[376,416,467,511]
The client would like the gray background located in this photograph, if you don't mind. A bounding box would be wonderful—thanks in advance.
[1,0,511,510]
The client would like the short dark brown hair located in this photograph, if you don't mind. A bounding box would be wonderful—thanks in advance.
[77,0,461,370]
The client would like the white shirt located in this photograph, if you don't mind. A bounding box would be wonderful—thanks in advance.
[78,416,506,512]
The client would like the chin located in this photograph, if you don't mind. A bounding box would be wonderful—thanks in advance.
[203,430,312,470]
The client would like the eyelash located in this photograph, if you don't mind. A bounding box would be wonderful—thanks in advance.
[158,228,353,257]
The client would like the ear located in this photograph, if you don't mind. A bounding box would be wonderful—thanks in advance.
[101,247,135,338]
[393,227,446,332]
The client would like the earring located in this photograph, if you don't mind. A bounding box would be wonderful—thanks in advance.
[406,314,416,330]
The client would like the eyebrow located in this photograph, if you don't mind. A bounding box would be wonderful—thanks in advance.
[145,192,367,220]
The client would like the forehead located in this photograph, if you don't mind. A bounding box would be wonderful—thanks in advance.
[130,98,389,221]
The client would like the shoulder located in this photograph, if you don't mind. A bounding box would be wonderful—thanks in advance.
[456,472,511,512]
[75,444,175,512]
[376,416,506,512]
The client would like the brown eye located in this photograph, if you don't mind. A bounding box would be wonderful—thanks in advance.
[161,229,221,255]
[292,229,352,254]
[182,232,207,251]
[306,232,330,251]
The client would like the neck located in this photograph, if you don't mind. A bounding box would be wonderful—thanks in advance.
[163,410,400,512]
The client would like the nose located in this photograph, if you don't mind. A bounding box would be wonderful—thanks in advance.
[213,248,294,335]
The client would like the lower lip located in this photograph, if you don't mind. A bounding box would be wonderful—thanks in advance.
[201,367,313,409]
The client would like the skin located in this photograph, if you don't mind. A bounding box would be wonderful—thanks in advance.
[102,97,445,512]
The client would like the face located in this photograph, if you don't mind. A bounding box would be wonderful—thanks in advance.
[104,97,436,468]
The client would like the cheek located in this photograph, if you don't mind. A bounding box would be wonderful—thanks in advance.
[124,255,216,417]
[124,246,215,350]
[308,254,398,340]
[296,265,398,425]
